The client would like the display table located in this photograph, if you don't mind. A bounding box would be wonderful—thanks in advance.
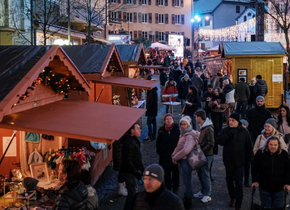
[3,190,36,208]
[162,101,181,114]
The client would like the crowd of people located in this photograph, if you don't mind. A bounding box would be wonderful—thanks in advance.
[120,56,290,210]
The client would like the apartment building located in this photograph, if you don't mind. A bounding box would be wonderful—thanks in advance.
[108,0,192,45]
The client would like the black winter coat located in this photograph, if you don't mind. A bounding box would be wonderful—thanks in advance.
[146,87,158,116]
[177,78,192,99]
[199,118,215,156]
[217,125,253,168]
[246,105,272,141]
[200,91,214,112]
[132,184,184,210]
[183,92,200,116]
[252,149,290,193]
[253,79,268,97]
[53,181,88,210]
[156,124,180,167]
[120,135,144,174]
[159,72,168,86]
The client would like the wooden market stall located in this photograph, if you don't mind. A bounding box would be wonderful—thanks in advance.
[0,46,146,189]
[220,42,286,108]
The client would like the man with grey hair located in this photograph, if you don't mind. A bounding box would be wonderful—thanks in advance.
[252,135,290,209]
[246,96,272,142]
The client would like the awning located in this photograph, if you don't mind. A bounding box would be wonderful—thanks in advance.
[95,76,159,90]
[0,100,145,143]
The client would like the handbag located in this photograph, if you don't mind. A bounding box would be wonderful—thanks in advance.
[187,138,207,170]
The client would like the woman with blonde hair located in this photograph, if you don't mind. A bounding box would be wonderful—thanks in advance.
[253,118,287,154]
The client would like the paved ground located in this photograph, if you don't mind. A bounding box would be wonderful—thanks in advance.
[94,75,281,210]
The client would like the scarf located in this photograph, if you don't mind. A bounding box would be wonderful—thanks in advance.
[165,123,174,131]
[180,125,193,135]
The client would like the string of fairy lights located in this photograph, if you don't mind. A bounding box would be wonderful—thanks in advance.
[12,67,74,109]
[198,16,288,46]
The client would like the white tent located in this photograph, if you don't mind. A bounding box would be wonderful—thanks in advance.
[148,42,176,51]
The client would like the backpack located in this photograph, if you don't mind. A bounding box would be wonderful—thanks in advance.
[112,134,127,171]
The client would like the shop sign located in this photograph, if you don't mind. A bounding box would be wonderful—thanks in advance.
[272,74,283,82]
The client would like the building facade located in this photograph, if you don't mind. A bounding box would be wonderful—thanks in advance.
[108,0,192,46]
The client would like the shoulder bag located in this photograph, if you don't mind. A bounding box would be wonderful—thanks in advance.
[280,124,290,144]
[187,138,207,170]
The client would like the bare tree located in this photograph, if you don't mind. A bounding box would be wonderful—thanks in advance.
[72,0,136,44]
[23,0,69,45]
[263,0,290,67]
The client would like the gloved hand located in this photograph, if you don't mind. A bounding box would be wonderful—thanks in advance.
[134,171,142,180]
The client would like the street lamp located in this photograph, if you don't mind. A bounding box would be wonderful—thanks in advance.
[191,15,201,58]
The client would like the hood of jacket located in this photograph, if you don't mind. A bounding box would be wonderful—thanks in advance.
[200,118,213,129]
[164,80,177,87]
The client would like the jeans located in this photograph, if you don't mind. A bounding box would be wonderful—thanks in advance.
[180,159,193,197]
[123,172,138,210]
[236,101,248,117]
[147,116,157,139]
[259,189,285,209]
[225,166,244,208]
[180,99,185,109]
[162,164,179,192]
[197,156,213,196]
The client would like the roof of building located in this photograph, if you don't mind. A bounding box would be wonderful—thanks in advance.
[235,7,255,20]
[194,0,251,14]
[221,42,286,56]
[0,46,50,102]
[116,44,145,63]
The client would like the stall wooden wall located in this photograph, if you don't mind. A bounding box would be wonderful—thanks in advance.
[232,56,283,108]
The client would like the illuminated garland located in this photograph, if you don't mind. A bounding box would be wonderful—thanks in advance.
[38,67,73,97]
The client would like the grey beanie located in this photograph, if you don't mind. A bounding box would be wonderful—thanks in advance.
[256,96,265,102]
[183,74,189,79]
[265,118,276,128]
[240,119,249,127]
[143,164,164,182]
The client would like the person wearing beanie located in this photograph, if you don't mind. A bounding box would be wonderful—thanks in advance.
[217,112,253,210]
[163,77,177,113]
[172,115,199,209]
[132,164,184,210]
[182,85,200,129]
[178,73,192,109]
[246,96,272,142]
[253,118,287,154]
[253,74,268,98]
[156,113,180,193]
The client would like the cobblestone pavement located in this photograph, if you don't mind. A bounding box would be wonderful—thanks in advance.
[94,75,270,210]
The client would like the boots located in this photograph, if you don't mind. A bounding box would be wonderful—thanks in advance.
[118,182,128,196]
[183,197,192,210]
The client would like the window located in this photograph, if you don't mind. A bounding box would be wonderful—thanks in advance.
[111,12,118,21]
[159,14,165,24]
[204,18,210,26]
[175,15,181,24]
[159,32,166,41]
[174,0,181,7]
[142,13,148,23]
[126,0,133,3]
[247,12,251,16]
[127,13,133,22]
[244,16,247,22]
[142,31,148,39]
[142,0,148,5]
[236,6,240,13]
[159,0,165,6]
[111,0,117,3]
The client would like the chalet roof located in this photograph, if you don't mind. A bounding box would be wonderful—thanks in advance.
[221,42,286,57]
[0,46,90,121]
[194,0,251,14]
[62,44,124,75]
[0,46,50,103]
[116,44,146,64]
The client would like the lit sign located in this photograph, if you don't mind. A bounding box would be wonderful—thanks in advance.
[168,34,184,58]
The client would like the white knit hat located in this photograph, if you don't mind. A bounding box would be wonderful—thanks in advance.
[180,116,191,126]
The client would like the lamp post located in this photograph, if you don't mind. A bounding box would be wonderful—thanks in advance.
[191,15,201,59]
